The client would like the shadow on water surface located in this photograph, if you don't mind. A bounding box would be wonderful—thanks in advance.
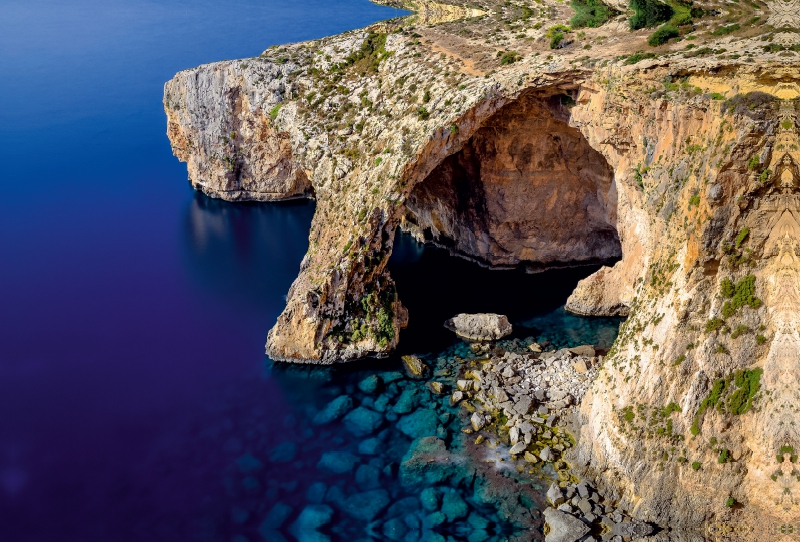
[182,193,317,316]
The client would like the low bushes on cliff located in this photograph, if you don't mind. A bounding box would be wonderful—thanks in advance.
[690,368,763,434]
[546,25,572,49]
[570,0,618,28]
[647,24,679,46]
[629,0,673,30]
[343,32,391,76]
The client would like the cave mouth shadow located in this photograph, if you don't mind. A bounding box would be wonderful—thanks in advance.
[388,89,623,355]
[388,229,618,356]
[401,90,621,273]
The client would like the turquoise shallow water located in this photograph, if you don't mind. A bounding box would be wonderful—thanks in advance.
[172,307,622,542]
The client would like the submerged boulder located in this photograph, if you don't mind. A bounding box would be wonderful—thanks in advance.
[313,395,354,425]
[339,489,390,521]
[342,406,383,436]
[317,451,359,474]
[444,313,512,341]
[400,437,456,486]
[397,409,439,439]
[289,504,333,541]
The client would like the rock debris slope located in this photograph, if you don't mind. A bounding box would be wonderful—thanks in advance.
[165,0,800,532]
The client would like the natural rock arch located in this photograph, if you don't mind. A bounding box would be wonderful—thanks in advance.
[400,91,621,272]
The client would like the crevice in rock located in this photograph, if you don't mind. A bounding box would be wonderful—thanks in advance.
[400,91,621,272]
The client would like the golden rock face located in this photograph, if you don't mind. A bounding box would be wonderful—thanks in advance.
[165,0,800,527]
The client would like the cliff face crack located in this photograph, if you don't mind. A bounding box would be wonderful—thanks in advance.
[401,92,621,271]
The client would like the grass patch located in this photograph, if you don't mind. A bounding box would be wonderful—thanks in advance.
[269,104,282,120]
[712,24,740,36]
[624,51,656,64]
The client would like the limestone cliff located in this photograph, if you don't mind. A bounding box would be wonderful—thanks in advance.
[164,0,800,531]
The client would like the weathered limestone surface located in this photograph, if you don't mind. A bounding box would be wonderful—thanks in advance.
[443,313,512,341]
[165,0,800,532]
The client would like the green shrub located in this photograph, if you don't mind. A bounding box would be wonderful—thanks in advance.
[570,0,617,28]
[721,275,761,318]
[692,461,701,470]
[712,24,740,36]
[343,32,391,75]
[691,377,728,434]
[718,449,730,463]
[728,368,762,415]
[726,496,735,507]
[756,334,767,344]
[624,51,656,64]
[673,353,686,366]
[705,317,725,333]
[748,156,760,170]
[499,51,521,64]
[720,277,735,298]
[629,0,674,29]
[622,406,635,422]
[546,25,571,49]
[735,227,750,248]
[269,104,282,120]
[417,107,430,120]
[648,24,679,46]
[731,325,749,339]
[661,402,682,416]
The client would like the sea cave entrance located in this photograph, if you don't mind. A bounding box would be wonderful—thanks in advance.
[400,90,621,272]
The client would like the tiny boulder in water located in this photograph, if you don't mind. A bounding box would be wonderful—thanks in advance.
[401,355,429,379]
[444,313,512,341]
[289,504,333,538]
[357,374,383,394]
[312,395,353,425]
[342,406,383,436]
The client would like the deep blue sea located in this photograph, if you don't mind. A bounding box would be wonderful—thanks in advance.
[0,1,621,540]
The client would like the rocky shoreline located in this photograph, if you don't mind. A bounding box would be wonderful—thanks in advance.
[438,327,662,541]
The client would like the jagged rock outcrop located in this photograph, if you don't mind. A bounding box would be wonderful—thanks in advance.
[164,0,800,532]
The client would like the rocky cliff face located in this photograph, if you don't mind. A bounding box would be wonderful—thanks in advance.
[165,0,800,531]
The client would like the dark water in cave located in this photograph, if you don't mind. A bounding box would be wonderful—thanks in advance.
[0,0,623,540]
